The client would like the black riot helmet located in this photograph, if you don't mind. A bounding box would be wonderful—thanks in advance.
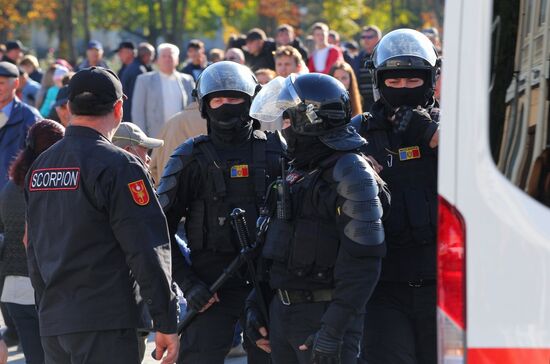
[251,73,351,136]
[251,73,365,151]
[368,28,441,108]
[193,61,261,118]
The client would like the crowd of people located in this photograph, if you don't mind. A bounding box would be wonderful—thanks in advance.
[0,19,442,364]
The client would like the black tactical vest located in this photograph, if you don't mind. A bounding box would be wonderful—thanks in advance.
[359,114,438,249]
[186,132,280,253]
[263,157,341,285]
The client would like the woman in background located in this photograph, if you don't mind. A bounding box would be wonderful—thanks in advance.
[0,120,65,364]
[329,61,363,116]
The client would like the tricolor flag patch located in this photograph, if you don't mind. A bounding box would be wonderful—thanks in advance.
[398,146,421,161]
[230,165,249,178]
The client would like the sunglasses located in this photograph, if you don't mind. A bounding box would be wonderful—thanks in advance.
[361,34,377,39]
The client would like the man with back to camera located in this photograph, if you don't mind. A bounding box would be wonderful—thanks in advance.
[351,29,440,364]
[24,67,179,364]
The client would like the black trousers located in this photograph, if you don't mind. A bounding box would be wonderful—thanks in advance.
[178,286,270,364]
[269,297,363,364]
[359,282,436,364]
[41,328,140,364]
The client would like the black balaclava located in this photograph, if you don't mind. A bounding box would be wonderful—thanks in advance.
[205,91,253,147]
[282,126,334,170]
[379,69,432,109]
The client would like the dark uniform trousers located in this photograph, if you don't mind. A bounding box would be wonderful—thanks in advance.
[41,329,140,364]
[360,282,437,364]
[269,298,363,364]
[178,286,270,364]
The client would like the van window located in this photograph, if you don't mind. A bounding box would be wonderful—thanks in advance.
[489,0,550,208]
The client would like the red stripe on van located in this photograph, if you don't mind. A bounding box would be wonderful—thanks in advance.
[468,348,550,363]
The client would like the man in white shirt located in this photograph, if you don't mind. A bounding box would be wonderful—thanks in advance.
[132,43,195,138]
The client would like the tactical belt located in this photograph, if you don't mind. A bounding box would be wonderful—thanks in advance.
[277,288,333,306]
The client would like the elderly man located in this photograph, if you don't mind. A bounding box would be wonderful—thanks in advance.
[132,43,195,138]
[0,61,41,190]
[112,122,163,169]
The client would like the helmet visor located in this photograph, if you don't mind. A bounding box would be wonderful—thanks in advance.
[373,29,438,68]
[249,75,302,124]
[197,61,258,99]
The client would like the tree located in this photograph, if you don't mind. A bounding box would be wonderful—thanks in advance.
[0,0,56,42]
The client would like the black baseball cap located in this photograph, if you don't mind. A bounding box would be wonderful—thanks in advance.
[5,40,26,52]
[53,85,70,108]
[0,62,19,78]
[68,67,126,105]
[116,41,135,51]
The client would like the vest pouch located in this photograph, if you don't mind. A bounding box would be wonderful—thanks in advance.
[262,219,292,262]
[186,200,206,251]
[384,193,408,244]
[405,190,435,245]
[206,202,235,253]
[288,219,317,273]
[314,222,339,268]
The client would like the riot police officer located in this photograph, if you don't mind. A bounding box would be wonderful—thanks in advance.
[352,29,441,364]
[245,73,388,364]
[157,61,284,364]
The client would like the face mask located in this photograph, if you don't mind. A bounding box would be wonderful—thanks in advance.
[282,127,297,155]
[206,103,248,129]
[380,84,430,109]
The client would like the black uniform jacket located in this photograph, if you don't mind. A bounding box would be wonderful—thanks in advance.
[25,125,177,336]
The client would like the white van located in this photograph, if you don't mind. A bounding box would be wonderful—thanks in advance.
[438,0,550,362]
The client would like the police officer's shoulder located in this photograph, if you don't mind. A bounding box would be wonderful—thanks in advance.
[103,142,146,169]
[264,130,287,153]
[333,153,386,254]
[156,136,205,197]
[333,153,378,200]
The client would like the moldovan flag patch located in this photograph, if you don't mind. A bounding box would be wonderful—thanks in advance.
[230,165,249,178]
[398,146,421,161]
[128,180,150,205]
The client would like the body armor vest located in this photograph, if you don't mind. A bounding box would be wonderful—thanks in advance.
[186,133,279,253]
[263,157,341,285]
[360,114,438,249]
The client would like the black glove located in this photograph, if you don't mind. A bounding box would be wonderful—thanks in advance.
[184,281,213,312]
[303,328,342,364]
[393,106,437,145]
[245,305,267,343]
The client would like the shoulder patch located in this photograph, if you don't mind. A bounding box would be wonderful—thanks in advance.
[128,179,150,206]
